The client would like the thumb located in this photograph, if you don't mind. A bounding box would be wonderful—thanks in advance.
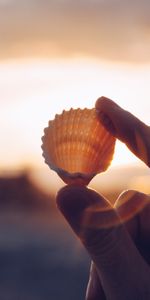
[56,185,150,300]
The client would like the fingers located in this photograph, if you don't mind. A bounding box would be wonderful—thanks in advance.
[87,190,150,299]
[137,196,150,265]
[114,190,149,229]
[115,189,150,267]
[115,190,150,265]
[95,96,150,167]
[86,262,106,300]
[57,185,150,300]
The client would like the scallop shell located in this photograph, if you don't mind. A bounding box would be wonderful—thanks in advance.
[41,108,116,185]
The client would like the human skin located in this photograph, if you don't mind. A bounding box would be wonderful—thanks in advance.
[56,97,150,300]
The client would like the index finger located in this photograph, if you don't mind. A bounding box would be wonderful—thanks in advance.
[95,97,150,167]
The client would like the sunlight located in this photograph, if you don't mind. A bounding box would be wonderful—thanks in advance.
[0,58,150,170]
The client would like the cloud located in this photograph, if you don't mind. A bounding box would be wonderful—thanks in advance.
[0,0,150,62]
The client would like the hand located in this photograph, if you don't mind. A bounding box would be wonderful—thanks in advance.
[56,97,150,300]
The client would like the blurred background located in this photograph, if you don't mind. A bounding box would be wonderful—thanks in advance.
[0,0,150,299]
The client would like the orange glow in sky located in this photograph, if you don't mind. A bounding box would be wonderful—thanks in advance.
[0,58,150,171]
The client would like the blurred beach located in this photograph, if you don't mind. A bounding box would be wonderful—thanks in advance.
[0,171,90,300]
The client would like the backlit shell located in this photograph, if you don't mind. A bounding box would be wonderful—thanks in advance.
[41,108,116,185]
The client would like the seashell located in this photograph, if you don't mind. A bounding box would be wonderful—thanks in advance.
[41,108,116,185]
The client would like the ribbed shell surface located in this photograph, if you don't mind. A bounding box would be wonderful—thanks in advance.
[42,108,116,185]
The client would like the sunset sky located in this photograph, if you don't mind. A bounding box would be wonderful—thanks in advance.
[0,0,150,178]
[1,0,150,62]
